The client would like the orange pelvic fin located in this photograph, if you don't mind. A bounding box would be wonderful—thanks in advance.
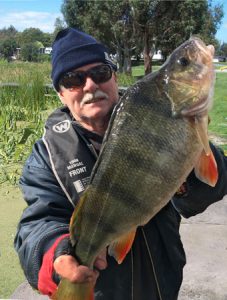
[108,230,136,264]
[51,278,94,300]
[194,149,218,187]
[193,114,218,187]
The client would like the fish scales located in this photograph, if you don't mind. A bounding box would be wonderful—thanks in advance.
[53,37,216,300]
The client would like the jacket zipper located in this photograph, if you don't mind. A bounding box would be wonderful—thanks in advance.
[87,143,98,158]
[131,249,134,300]
[142,228,163,300]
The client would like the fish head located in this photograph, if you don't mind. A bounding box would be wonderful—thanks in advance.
[161,37,215,117]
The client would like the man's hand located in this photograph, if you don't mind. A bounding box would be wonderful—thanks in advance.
[53,248,107,284]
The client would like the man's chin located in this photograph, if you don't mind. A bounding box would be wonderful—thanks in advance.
[81,102,115,120]
[83,108,112,120]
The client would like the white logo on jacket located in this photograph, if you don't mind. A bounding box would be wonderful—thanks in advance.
[53,120,70,133]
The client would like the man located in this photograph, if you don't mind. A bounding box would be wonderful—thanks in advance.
[14,28,227,300]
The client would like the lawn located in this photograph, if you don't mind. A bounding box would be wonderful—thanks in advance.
[0,183,26,298]
[209,72,227,148]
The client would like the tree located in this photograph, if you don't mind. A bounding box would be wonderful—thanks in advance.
[19,28,43,44]
[17,27,52,47]
[61,0,224,75]
[61,0,114,52]
[20,42,40,62]
[53,17,67,38]
[42,33,53,47]
[218,43,227,57]
[98,1,136,74]
[129,0,167,74]
[0,25,18,40]
[61,0,136,74]
[199,0,224,45]
[155,0,223,60]
[0,38,17,61]
[61,1,90,30]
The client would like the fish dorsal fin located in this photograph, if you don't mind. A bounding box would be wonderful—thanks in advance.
[108,230,136,264]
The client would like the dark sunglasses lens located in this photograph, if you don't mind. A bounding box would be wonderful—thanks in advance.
[59,65,113,89]
[90,65,112,84]
[60,72,86,89]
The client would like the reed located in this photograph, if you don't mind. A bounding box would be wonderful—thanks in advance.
[0,59,51,83]
[0,61,59,184]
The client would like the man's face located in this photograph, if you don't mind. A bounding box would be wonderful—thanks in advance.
[58,63,119,129]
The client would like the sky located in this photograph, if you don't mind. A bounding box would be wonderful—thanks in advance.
[214,0,227,44]
[0,0,227,43]
[0,0,63,33]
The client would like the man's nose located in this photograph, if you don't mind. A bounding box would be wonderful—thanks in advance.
[83,76,99,93]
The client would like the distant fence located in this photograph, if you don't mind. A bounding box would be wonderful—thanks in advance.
[0,83,128,94]
[0,82,53,89]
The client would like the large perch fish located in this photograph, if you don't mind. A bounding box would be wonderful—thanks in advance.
[53,37,218,300]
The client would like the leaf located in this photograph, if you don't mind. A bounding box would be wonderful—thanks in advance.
[18,127,34,144]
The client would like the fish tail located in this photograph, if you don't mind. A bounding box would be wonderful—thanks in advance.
[51,278,94,300]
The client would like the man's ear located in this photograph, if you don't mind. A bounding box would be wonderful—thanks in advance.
[57,90,66,105]
[113,72,118,83]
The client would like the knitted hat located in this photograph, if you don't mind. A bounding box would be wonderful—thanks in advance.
[51,27,117,91]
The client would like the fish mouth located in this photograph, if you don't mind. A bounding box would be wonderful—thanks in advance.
[193,38,214,62]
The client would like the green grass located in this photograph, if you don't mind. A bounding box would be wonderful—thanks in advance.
[214,62,227,70]
[0,60,51,84]
[0,183,26,298]
[132,64,161,77]
[209,72,227,149]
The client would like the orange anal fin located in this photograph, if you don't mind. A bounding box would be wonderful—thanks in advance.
[108,230,136,264]
[194,149,218,187]
[51,278,94,300]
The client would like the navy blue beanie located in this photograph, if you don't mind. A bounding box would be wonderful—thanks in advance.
[51,28,117,91]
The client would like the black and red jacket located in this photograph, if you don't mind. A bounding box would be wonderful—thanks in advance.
[14,107,227,300]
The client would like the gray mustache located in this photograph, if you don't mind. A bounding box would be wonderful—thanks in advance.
[82,90,109,105]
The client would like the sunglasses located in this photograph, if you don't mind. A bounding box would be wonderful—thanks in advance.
[59,64,113,90]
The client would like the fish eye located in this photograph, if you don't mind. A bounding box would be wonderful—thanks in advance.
[178,57,190,67]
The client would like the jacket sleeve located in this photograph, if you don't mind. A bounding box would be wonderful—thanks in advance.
[14,139,74,291]
[172,143,227,218]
